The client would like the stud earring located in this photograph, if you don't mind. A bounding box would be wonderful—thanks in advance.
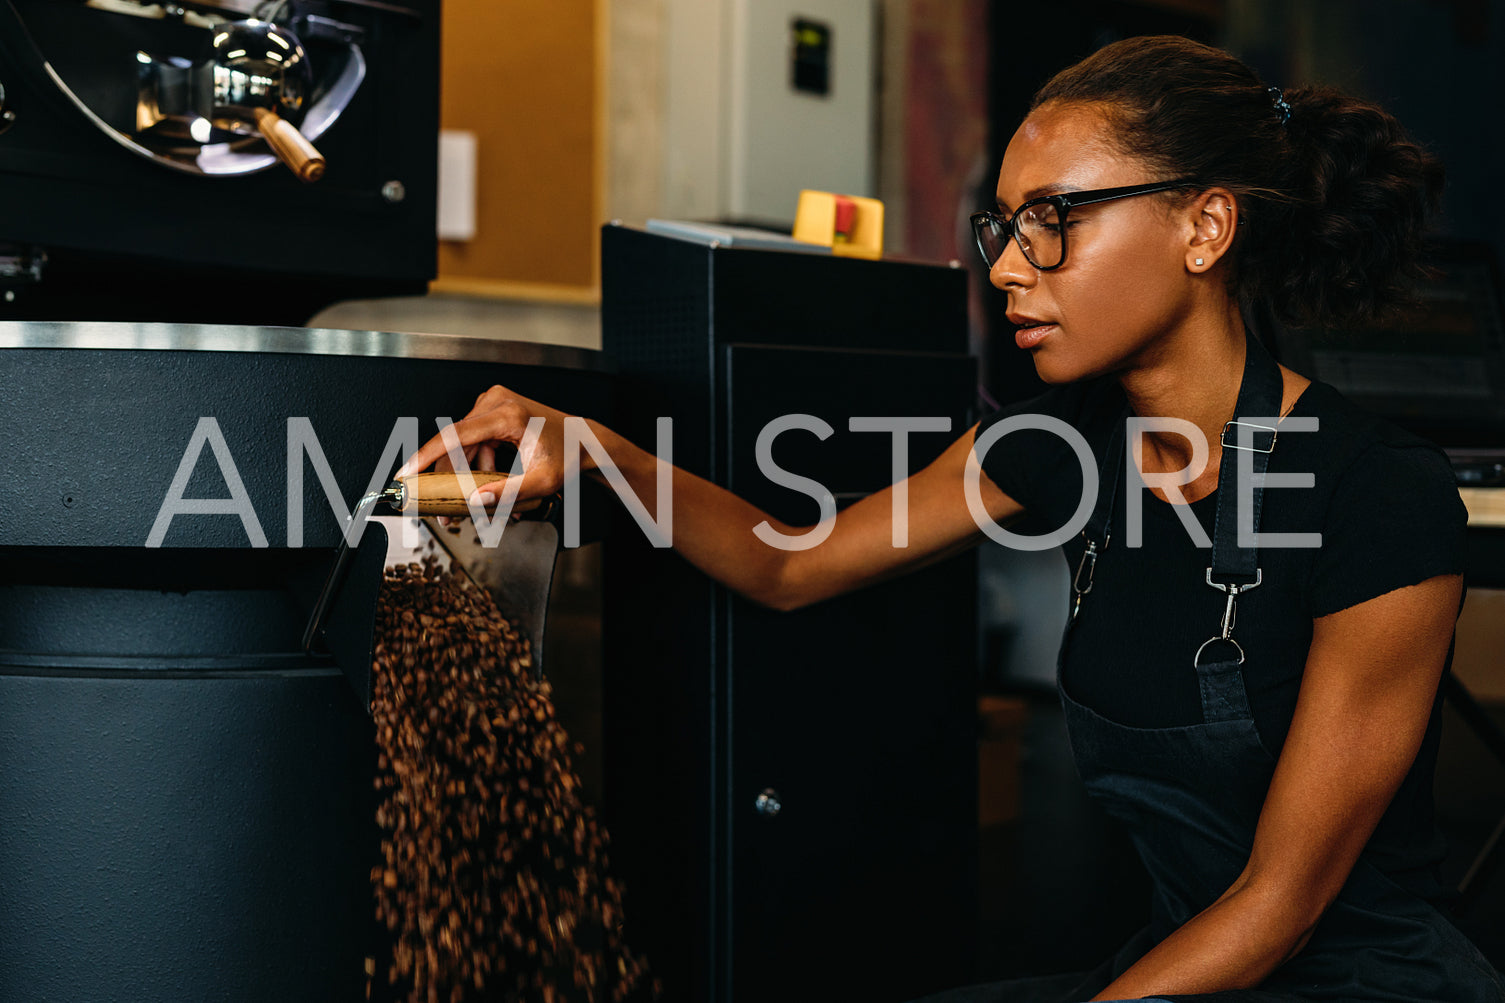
[1194,257,1204,266]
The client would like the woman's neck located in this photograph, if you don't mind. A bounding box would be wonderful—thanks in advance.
[1118,302,1248,498]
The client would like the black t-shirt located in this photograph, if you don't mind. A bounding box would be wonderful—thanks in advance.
[973,375,1469,880]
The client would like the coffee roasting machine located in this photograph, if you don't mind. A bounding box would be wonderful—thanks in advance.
[0,323,616,1000]
[0,1,515,997]
[0,0,440,324]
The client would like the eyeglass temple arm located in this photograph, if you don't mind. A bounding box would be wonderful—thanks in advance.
[1057,179,1195,210]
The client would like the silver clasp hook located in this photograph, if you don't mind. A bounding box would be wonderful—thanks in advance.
[1071,534,1107,621]
[1217,586,1239,640]
[1194,568,1262,665]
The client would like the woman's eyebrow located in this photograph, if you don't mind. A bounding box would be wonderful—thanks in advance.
[996,182,1074,213]
[1024,183,1071,201]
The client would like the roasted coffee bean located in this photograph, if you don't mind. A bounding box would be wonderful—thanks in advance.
[370,560,657,1002]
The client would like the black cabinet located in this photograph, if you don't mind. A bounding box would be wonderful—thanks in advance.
[601,225,978,1003]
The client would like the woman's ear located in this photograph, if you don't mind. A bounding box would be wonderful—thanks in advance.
[1186,189,1237,273]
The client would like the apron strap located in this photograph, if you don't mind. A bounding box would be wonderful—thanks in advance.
[1196,332,1285,722]
[1069,332,1284,659]
[1208,332,1284,587]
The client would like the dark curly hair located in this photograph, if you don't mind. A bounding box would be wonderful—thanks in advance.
[1032,35,1444,329]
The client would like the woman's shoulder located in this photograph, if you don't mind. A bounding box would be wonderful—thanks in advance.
[1287,379,1459,491]
[1290,380,1468,617]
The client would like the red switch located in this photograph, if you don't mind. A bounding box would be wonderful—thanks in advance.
[833,196,857,242]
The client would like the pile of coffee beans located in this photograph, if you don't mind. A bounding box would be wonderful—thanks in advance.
[369,559,655,1002]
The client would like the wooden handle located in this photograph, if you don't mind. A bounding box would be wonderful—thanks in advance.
[254,108,326,183]
[396,472,545,518]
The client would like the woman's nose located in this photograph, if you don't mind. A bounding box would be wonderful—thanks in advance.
[988,235,1036,291]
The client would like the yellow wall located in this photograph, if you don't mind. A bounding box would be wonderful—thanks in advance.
[435,0,604,299]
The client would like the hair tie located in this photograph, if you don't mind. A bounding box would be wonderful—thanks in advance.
[1268,85,1292,125]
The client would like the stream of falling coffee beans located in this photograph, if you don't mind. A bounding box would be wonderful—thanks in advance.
[369,559,657,1003]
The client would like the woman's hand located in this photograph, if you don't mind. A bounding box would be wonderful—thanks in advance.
[398,385,590,503]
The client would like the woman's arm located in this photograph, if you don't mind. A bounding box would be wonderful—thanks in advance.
[1092,573,1463,1000]
[399,384,1024,610]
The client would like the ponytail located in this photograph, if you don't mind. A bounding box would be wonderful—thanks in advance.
[1268,86,1444,327]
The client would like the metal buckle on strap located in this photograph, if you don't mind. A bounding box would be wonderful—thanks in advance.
[1205,568,1262,593]
[1195,568,1262,666]
[1071,525,1112,617]
[1071,536,1102,621]
[1073,540,1099,598]
[1220,420,1277,453]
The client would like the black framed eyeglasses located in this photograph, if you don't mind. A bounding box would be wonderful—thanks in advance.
[970,179,1194,271]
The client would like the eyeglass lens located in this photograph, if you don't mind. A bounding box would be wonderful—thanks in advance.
[976,202,1064,270]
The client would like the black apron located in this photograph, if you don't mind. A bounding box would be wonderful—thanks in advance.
[912,335,1505,1003]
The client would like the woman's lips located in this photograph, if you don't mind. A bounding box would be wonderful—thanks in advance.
[1014,323,1056,349]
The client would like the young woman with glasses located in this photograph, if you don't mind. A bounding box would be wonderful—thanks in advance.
[403,35,1501,1003]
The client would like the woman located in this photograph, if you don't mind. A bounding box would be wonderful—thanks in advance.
[400,36,1503,1003]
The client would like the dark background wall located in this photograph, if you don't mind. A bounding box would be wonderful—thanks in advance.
[1223,0,1503,261]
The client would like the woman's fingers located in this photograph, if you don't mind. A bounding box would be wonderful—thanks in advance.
[399,403,523,477]
[395,388,573,506]
[470,470,555,506]
[433,443,477,475]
